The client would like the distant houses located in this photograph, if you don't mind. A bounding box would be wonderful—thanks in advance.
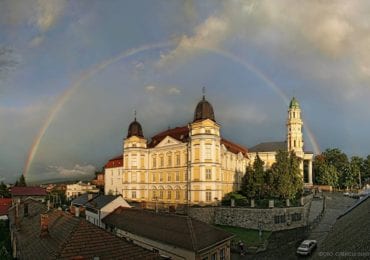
[65,181,99,199]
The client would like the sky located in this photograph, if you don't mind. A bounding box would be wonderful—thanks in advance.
[1,0,370,183]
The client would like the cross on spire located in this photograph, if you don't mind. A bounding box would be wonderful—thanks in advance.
[134,110,137,121]
[202,86,206,100]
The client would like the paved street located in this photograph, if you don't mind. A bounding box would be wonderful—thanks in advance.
[231,192,357,260]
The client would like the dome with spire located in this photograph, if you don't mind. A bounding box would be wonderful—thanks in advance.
[289,97,300,109]
[127,118,144,138]
[193,95,215,122]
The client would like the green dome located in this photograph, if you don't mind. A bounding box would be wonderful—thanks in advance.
[289,97,300,109]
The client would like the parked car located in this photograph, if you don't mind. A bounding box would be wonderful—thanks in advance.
[343,192,350,196]
[296,240,317,256]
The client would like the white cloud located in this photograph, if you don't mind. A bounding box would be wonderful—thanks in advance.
[49,164,96,178]
[168,87,181,95]
[159,16,229,66]
[145,85,156,92]
[33,0,67,32]
[29,35,45,47]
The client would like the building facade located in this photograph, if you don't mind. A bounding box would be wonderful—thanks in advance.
[66,181,100,199]
[105,95,248,205]
[105,95,314,206]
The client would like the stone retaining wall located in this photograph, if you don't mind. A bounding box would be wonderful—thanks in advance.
[188,198,311,231]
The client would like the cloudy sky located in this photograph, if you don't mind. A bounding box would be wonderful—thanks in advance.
[1,0,370,183]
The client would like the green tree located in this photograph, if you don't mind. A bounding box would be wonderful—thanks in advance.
[0,182,10,198]
[362,155,370,182]
[15,174,27,187]
[253,154,265,199]
[348,156,363,189]
[241,164,255,198]
[271,150,302,200]
[314,154,339,187]
[322,148,349,188]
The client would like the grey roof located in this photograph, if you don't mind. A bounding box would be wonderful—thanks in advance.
[249,141,287,152]
[71,193,99,206]
[319,196,370,255]
[103,207,234,253]
[85,195,119,210]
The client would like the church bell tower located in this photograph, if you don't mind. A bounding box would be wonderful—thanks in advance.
[287,97,303,155]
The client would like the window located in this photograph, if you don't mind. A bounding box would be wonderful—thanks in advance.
[167,173,172,182]
[167,154,172,166]
[152,173,156,182]
[176,154,180,165]
[152,190,156,199]
[211,253,217,260]
[175,190,180,200]
[205,144,212,160]
[160,173,163,182]
[175,171,180,182]
[131,154,137,167]
[205,169,212,180]
[160,156,164,167]
[220,248,225,260]
[274,215,286,224]
[167,190,171,200]
[131,172,137,182]
[291,213,302,221]
[24,203,29,217]
[152,157,156,168]
[159,190,164,199]
[132,191,136,199]
[205,129,211,134]
[206,191,212,202]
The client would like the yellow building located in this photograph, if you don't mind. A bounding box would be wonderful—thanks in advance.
[104,95,314,205]
[104,95,248,205]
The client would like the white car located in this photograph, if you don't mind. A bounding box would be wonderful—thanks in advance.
[296,240,317,256]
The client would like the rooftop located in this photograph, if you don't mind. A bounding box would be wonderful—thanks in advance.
[85,195,120,210]
[0,198,12,216]
[71,193,99,206]
[249,141,287,153]
[11,186,47,196]
[9,201,158,259]
[103,207,234,253]
[319,195,370,254]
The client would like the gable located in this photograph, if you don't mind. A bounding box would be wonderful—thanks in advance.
[154,135,183,148]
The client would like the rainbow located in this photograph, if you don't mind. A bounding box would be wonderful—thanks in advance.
[24,42,320,177]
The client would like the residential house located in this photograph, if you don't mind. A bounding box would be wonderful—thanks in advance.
[8,198,159,259]
[10,186,47,203]
[70,192,99,217]
[0,198,12,220]
[66,181,99,199]
[103,207,234,260]
[85,194,130,228]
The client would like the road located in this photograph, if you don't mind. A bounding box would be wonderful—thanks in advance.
[231,192,357,260]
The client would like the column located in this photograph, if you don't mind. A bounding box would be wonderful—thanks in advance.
[308,160,313,185]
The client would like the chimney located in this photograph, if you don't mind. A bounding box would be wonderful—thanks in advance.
[40,214,49,238]
[75,206,80,217]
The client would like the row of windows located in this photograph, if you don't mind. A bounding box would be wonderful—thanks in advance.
[274,213,302,224]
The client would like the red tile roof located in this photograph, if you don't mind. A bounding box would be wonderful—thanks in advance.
[148,126,189,147]
[104,155,123,169]
[221,138,248,156]
[11,186,47,196]
[0,198,12,216]
[105,125,249,168]
[9,202,158,260]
